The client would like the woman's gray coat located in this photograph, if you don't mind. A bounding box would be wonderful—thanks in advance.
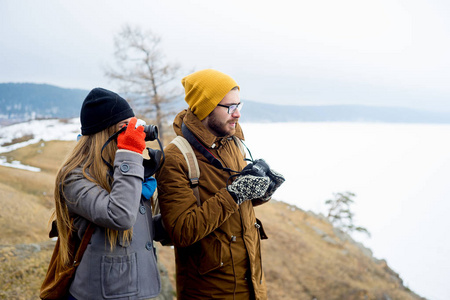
[64,150,161,300]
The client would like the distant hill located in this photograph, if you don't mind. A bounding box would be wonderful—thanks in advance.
[1,82,450,125]
[0,83,87,123]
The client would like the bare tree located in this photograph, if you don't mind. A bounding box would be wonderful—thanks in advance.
[325,191,371,237]
[105,24,182,144]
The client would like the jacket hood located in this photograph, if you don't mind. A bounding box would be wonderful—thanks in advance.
[173,109,245,148]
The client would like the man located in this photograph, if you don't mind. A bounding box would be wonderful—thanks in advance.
[156,69,284,299]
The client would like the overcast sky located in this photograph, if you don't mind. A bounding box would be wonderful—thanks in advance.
[2,0,450,112]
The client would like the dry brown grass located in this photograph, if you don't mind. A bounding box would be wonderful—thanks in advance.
[254,201,421,300]
[0,182,51,244]
[1,140,76,174]
[0,241,54,300]
[0,139,425,300]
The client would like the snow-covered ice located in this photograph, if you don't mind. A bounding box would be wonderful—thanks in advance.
[0,118,80,171]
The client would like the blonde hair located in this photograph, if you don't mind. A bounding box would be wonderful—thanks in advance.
[53,125,132,265]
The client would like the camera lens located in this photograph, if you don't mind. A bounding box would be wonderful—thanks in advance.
[143,124,158,141]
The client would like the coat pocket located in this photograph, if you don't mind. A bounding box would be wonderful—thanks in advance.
[198,235,223,275]
[256,218,268,240]
[101,252,139,298]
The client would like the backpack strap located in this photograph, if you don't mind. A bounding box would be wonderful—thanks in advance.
[170,135,245,207]
[170,136,201,207]
[151,188,160,215]
[74,222,95,267]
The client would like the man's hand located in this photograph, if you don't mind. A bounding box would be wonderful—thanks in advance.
[262,168,286,201]
[227,175,271,205]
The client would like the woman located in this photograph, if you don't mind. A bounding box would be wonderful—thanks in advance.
[53,88,161,299]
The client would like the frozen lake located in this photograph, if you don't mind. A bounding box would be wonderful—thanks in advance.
[242,122,450,300]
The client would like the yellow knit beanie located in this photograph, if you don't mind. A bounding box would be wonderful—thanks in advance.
[182,69,240,121]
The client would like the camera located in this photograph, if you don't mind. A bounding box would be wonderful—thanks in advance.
[136,119,159,141]
[240,159,276,193]
[241,159,270,177]
[142,124,158,141]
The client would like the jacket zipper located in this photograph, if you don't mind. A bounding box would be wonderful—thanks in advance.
[255,221,263,285]
[230,235,237,300]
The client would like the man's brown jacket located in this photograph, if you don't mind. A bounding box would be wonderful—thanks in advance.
[156,109,268,299]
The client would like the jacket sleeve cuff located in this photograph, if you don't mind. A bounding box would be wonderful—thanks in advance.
[114,150,144,180]
[116,149,143,157]
[218,187,239,210]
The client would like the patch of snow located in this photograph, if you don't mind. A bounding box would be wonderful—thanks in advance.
[0,156,41,172]
[0,118,80,171]
[0,118,80,154]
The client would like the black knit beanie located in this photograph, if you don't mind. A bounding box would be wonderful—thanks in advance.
[80,88,135,135]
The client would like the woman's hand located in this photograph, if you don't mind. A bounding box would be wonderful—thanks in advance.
[117,117,146,153]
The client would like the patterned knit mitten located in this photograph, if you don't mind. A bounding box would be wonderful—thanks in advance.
[262,168,286,200]
[227,175,271,205]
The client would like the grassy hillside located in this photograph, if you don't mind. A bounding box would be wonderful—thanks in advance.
[0,140,424,300]
[156,200,424,300]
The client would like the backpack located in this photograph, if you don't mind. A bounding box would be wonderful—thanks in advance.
[40,221,94,299]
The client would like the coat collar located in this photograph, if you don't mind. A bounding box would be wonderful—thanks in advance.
[173,109,245,149]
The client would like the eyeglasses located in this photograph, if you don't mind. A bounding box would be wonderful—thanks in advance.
[216,102,244,115]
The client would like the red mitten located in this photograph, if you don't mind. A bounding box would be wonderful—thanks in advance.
[117,117,146,153]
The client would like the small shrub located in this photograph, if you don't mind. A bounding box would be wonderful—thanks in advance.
[325,192,371,237]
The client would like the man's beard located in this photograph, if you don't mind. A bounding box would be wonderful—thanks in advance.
[206,115,236,137]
